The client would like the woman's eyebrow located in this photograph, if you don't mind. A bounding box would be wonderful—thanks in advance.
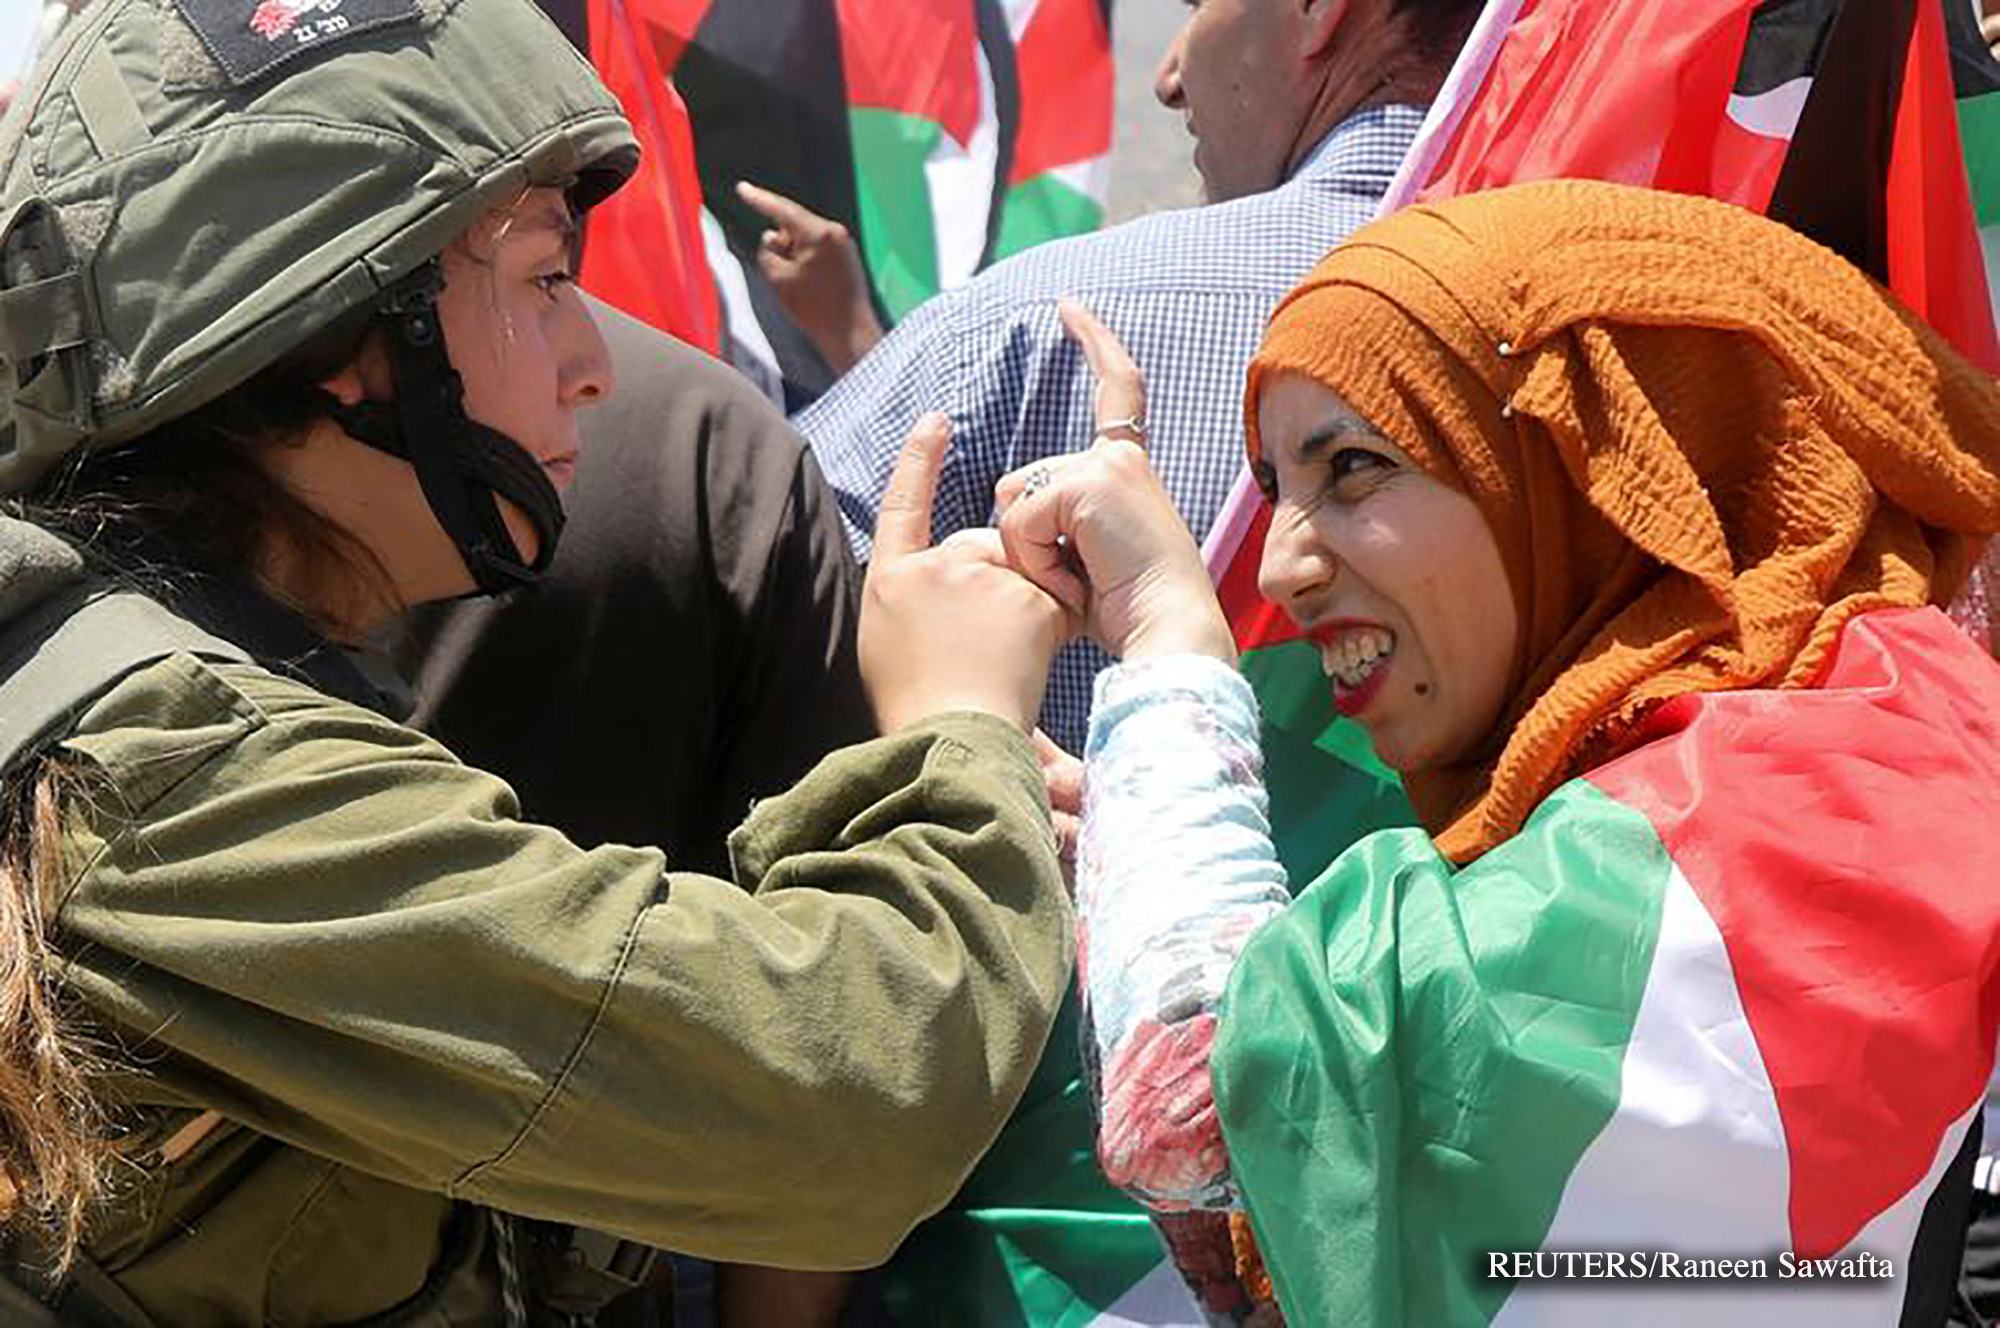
[511,197,580,250]
[1297,420,1382,461]
[515,212,583,270]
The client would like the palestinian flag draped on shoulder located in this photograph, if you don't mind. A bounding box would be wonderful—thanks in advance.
[1203,0,2000,1322]
[572,0,1113,407]
[1218,611,2000,1324]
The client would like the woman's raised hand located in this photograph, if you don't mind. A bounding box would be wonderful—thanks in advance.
[996,301,1235,664]
[860,413,1070,733]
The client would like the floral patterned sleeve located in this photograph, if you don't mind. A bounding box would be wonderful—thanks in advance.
[1079,654,1290,1212]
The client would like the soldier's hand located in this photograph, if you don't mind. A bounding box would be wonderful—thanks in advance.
[860,413,1067,733]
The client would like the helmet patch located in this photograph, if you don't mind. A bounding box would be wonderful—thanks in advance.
[249,2,311,40]
[171,0,422,87]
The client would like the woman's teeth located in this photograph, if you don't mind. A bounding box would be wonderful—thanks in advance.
[1324,628,1395,688]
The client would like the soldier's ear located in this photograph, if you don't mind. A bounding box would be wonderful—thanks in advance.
[317,332,392,408]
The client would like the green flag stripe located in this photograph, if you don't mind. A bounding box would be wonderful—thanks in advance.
[993,170,1104,262]
[878,989,1168,1322]
[1240,642,1414,887]
[1214,780,1672,1322]
[993,1214,1176,1327]
[1240,641,1398,783]
[848,109,944,322]
[1958,89,2000,227]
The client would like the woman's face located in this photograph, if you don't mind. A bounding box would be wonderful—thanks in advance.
[294,187,613,621]
[1253,372,1519,773]
[436,186,612,559]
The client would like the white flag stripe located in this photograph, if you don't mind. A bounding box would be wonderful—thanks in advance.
[697,206,784,403]
[1047,155,1112,206]
[1494,868,1944,1325]
[1725,76,1814,140]
[927,46,1001,293]
[1085,1257,1208,1327]
[1000,0,1040,44]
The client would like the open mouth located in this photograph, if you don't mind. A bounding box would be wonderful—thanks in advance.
[1311,625,1396,716]
[1325,627,1393,686]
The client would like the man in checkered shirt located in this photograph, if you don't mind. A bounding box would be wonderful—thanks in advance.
[800,0,1483,755]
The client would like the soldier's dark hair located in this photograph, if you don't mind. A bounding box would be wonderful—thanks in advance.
[21,303,395,640]
[0,308,392,1271]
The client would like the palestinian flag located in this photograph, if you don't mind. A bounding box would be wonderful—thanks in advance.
[578,0,721,356]
[1215,608,2000,1323]
[563,0,1112,407]
[877,991,1214,1327]
[1955,0,2000,291]
[990,0,1116,265]
[1202,0,2000,898]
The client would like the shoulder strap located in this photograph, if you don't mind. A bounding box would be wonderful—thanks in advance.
[0,587,250,778]
[0,586,237,1326]
[0,1235,160,1328]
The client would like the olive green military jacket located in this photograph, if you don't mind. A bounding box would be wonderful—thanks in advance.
[2,525,1072,1324]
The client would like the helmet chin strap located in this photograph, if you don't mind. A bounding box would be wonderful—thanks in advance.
[324,261,567,596]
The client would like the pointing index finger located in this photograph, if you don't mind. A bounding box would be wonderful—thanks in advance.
[1057,299,1147,448]
[871,412,952,561]
[736,180,814,232]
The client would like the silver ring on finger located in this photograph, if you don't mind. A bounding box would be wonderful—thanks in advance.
[1097,415,1148,446]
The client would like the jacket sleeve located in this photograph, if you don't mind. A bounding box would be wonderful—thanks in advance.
[52,656,1072,1270]
[1077,655,1289,1211]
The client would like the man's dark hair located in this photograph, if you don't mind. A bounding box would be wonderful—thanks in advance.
[1397,0,1485,69]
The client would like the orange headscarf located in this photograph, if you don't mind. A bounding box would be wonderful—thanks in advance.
[1245,179,2000,864]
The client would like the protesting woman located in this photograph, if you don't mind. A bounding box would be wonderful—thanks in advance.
[1004,180,2000,1325]
[0,1,1073,1320]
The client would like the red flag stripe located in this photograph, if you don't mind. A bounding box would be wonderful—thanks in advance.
[1007,0,1113,185]
[833,0,982,148]
[1418,0,1757,203]
[1587,609,2000,1257]
[628,0,708,76]
[1887,0,2000,373]
[582,0,722,353]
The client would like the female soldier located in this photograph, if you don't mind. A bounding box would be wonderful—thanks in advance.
[1004,181,2000,1324]
[0,1,1074,1321]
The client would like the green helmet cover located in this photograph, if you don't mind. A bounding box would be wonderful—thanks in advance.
[0,0,638,495]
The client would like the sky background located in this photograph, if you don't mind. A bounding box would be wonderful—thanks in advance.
[2,0,41,83]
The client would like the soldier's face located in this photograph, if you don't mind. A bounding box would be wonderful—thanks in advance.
[438,188,615,565]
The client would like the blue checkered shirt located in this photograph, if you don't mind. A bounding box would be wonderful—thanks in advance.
[799,104,1424,753]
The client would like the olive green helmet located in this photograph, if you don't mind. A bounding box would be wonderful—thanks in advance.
[0,0,638,497]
